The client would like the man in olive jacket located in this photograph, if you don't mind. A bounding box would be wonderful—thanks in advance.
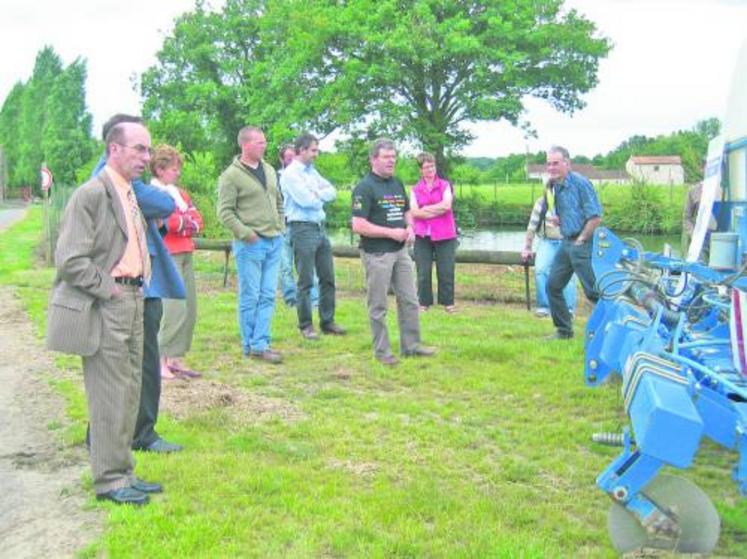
[217,126,285,363]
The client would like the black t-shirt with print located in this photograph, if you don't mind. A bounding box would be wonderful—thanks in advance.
[352,172,410,253]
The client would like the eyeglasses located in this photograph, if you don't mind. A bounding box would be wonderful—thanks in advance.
[116,143,154,157]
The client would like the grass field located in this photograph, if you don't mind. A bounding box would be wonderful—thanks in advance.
[2,210,745,558]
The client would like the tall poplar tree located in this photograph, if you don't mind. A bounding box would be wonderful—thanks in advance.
[0,46,94,193]
[0,82,27,187]
[15,47,63,190]
[42,59,94,186]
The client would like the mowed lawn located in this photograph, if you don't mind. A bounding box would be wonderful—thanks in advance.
[2,210,745,558]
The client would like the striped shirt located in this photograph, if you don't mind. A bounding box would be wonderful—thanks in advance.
[526,196,563,241]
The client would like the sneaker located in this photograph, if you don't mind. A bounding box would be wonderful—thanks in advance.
[402,344,437,357]
[250,349,283,364]
[301,326,320,341]
[535,308,550,318]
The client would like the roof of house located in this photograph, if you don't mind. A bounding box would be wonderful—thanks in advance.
[526,163,629,181]
[628,155,682,166]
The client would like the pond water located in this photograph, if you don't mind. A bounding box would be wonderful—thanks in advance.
[328,227,683,256]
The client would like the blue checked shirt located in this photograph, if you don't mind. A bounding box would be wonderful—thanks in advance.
[551,171,603,239]
[279,159,337,223]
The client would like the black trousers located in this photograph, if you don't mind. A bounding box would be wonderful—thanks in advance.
[132,297,163,449]
[290,222,336,330]
[413,236,457,306]
[547,240,598,337]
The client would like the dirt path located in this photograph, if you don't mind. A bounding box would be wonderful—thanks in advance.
[0,207,28,230]
[0,213,101,558]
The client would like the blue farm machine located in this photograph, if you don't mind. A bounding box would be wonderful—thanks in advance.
[583,43,747,554]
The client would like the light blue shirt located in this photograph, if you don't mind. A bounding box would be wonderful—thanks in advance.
[279,159,337,223]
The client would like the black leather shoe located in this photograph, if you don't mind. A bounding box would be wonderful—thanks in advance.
[132,478,163,494]
[141,438,183,453]
[321,323,347,336]
[96,487,149,506]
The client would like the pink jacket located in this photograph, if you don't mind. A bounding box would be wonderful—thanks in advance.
[412,177,457,241]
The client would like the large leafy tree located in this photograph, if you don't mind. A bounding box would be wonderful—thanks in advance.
[140,0,264,164]
[141,0,610,174]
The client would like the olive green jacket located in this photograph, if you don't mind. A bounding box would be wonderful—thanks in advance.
[217,157,284,240]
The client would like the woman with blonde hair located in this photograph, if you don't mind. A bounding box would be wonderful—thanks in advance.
[150,144,204,379]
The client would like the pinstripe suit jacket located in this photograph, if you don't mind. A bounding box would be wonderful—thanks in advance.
[46,171,138,356]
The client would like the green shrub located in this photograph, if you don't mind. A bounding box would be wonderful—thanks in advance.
[604,183,678,234]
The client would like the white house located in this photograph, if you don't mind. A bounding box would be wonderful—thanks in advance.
[526,163,629,186]
[625,156,685,185]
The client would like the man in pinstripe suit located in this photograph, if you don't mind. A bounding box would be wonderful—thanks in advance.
[47,120,163,506]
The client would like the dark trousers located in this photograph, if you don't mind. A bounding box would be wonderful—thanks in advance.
[413,236,457,306]
[290,222,336,330]
[547,240,598,337]
[132,297,163,449]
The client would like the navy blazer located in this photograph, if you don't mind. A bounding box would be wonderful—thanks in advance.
[92,157,186,299]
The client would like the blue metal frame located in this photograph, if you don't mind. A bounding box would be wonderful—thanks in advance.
[586,227,747,538]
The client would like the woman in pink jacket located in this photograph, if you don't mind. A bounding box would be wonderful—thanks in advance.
[409,152,458,313]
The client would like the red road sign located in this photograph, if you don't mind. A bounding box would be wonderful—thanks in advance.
[40,166,53,192]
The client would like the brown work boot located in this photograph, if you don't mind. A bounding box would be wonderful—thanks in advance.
[321,322,347,336]
[376,354,399,366]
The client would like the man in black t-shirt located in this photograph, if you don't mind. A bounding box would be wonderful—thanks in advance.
[351,138,436,366]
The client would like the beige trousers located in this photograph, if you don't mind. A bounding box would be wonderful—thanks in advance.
[83,286,143,494]
[361,247,421,358]
[159,251,197,358]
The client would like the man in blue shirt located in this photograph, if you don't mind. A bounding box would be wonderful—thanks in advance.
[545,146,602,339]
[280,133,346,340]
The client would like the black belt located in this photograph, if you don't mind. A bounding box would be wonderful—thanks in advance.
[114,276,144,287]
[288,221,323,226]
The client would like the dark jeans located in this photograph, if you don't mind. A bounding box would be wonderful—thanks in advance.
[132,297,163,449]
[547,240,598,337]
[289,222,336,330]
[413,236,457,306]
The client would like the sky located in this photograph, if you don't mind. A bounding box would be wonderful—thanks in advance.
[1,0,746,159]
